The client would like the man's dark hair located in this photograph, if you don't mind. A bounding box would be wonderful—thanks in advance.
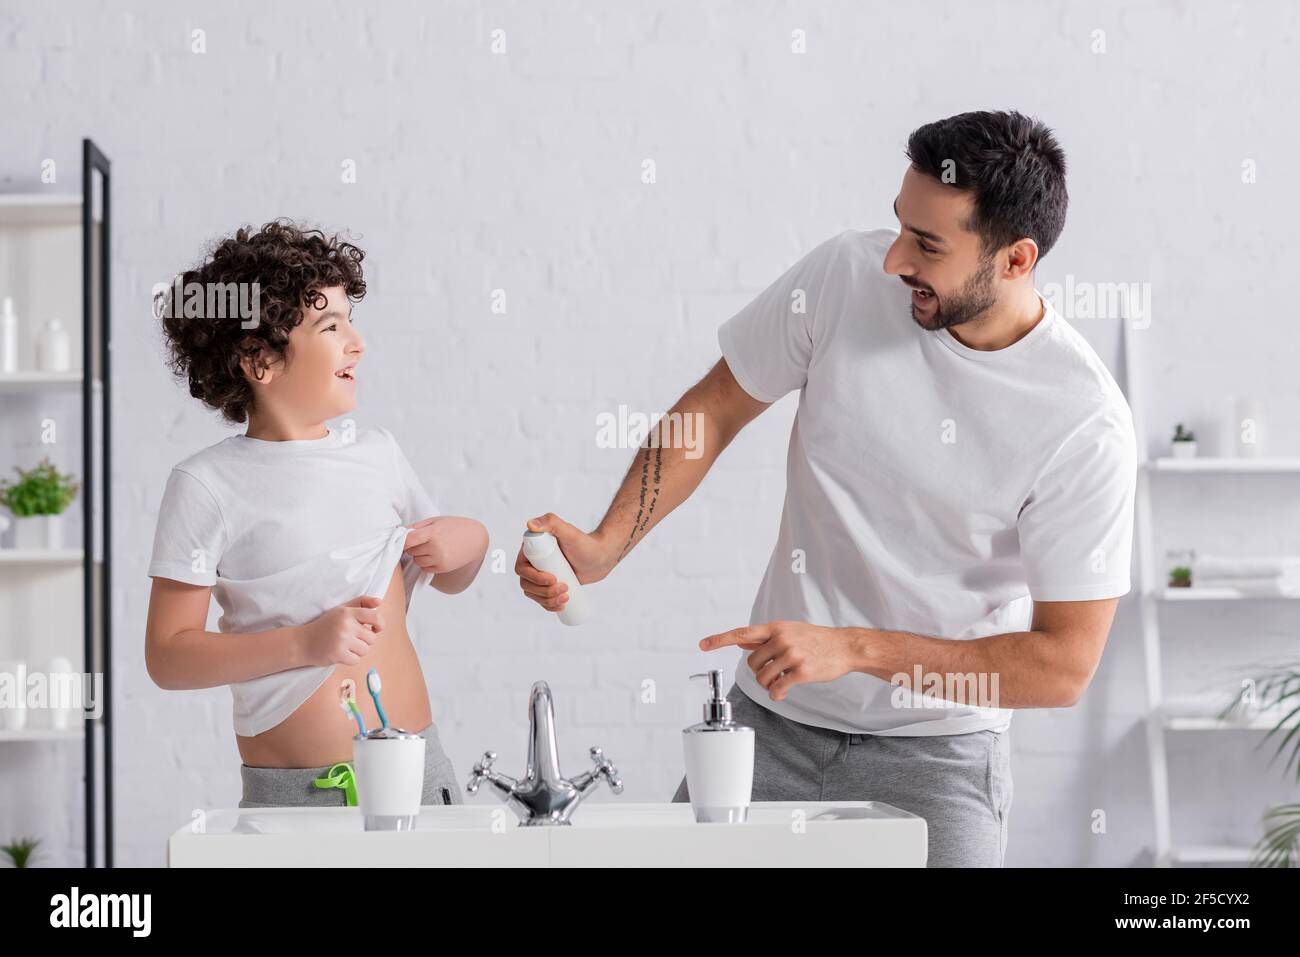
[905,110,1068,262]
[156,219,366,424]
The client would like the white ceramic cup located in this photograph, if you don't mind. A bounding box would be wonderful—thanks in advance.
[351,730,426,830]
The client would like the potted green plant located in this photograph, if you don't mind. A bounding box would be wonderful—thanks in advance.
[1218,669,1300,867]
[1,837,40,868]
[1168,565,1192,588]
[0,458,79,550]
[1170,423,1197,459]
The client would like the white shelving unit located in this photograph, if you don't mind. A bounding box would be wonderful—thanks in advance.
[0,549,85,565]
[1148,457,1300,474]
[1161,587,1300,601]
[1123,320,1298,868]
[0,140,113,866]
[0,193,81,226]
[0,728,82,742]
[1168,845,1255,866]
[0,371,103,393]
[0,199,93,749]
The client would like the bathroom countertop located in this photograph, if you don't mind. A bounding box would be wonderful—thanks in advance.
[168,801,927,867]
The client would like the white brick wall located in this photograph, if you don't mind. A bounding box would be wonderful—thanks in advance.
[3,0,1298,867]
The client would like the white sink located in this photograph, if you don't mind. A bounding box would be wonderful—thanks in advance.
[167,801,927,867]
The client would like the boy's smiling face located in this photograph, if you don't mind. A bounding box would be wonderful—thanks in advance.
[241,285,365,428]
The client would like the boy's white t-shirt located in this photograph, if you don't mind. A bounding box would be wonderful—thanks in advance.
[719,228,1137,736]
[147,426,439,737]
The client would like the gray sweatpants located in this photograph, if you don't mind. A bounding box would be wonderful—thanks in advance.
[238,721,464,809]
[671,683,1012,867]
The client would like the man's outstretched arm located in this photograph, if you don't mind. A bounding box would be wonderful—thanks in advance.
[516,357,770,612]
[702,598,1120,707]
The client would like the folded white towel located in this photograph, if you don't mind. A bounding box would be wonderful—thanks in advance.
[1193,576,1300,597]
[1194,554,1300,579]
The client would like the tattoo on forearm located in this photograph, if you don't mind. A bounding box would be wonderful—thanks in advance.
[619,444,663,560]
[643,445,662,531]
[620,449,650,559]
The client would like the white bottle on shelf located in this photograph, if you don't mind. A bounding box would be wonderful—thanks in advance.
[521,529,591,625]
[0,661,27,731]
[48,656,75,730]
[0,297,18,373]
[36,318,71,372]
[1231,396,1265,458]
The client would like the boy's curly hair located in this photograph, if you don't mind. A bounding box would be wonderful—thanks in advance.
[156,219,366,424]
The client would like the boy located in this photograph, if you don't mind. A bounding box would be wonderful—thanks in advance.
[145,219,488,810]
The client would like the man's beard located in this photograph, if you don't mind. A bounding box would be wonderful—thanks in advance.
[908,256,998,331]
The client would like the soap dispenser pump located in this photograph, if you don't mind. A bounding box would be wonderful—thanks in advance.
[682,670,755,823]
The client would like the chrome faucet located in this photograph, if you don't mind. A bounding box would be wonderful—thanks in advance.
[466,680,623,826]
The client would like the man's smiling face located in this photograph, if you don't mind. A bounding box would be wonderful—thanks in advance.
[882,165,1000,332]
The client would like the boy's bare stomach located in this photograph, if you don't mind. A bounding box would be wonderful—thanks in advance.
[236,565,433,769]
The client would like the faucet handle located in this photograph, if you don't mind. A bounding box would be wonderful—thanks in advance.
[466,750,498,794]
[589,746,624,795]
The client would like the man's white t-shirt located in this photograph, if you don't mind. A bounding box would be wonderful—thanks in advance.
[147,426,439,737]
[719,228,1137,736]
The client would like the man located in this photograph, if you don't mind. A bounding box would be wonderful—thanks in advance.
[515,111,1136,867]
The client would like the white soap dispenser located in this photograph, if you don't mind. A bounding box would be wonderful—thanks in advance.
[682,669,755,823]
[521,529,591,625]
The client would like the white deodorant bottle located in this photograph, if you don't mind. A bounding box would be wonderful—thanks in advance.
[522,529,590,625]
